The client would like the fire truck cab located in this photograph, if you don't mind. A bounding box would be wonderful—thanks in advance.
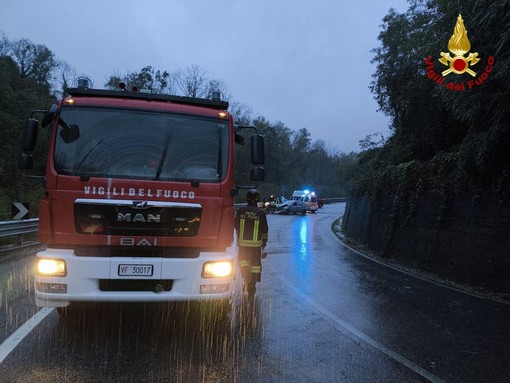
[19,86,265,315]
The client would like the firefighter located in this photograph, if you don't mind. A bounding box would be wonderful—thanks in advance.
[234,189,268,295]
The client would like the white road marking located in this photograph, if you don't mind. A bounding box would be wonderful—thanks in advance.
[275,273,447,383]
[0,308,54,364]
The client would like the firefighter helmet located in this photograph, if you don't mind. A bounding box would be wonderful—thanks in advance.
[246,189,260,205]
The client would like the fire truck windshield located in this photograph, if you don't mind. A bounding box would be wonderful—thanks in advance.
[54,107,229,182]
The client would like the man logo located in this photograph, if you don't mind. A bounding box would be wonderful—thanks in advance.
[132,201,149,209]
[117,213,161,223]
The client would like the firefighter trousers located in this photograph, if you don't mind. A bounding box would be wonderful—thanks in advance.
[237,246,262,284]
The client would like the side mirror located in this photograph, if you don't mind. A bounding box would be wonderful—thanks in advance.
[18,153,34,170]
[234,133,246,145]
[41,104,58,128]
[21,118,39,152]
[251,134,265,165]
[60,124,80,144]
[250,166,265,181]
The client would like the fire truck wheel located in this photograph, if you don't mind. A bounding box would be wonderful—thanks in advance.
[56,305,72,316]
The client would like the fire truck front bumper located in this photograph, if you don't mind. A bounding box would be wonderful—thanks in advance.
[34,248,235,308]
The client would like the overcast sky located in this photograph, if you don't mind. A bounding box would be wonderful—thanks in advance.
[1,0,409,153]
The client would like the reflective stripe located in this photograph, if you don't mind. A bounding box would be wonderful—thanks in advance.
[239,260,250,267]
[238,240,262,247]
[239,218,245,241]
[250,266,261,274]
[238,215,262,247]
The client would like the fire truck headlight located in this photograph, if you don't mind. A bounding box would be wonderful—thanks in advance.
[202,261,233,278]
[37,258,66,277]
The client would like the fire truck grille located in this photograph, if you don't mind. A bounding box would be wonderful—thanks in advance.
[74,201,202,237]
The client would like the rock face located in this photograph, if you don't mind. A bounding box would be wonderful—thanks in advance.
[342,189,510,293]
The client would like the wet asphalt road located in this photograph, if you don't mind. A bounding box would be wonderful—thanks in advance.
[1,203,509,382]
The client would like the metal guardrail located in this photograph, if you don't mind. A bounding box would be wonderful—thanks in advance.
[320,198,347,203]
[0,218,40,253]
[0,218,39,238]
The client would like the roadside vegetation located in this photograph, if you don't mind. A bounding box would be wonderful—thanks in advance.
[351,0,509,205]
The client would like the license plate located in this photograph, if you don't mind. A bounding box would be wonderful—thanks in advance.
[118,264,154,277]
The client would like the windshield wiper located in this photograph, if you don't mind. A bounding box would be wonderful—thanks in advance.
[74,141,102,174]
[155,133,172,180]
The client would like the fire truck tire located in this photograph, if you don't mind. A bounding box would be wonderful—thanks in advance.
[56,305,73,316]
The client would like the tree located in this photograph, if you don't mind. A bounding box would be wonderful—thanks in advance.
[255,118,293,186]
[229,100,253,125]
[367,0,510,186]
[9,38,57,88]
[0,50,55,219]
[54,60,77,97]
[358,132,386,151]
[233,115,351,200]
[0,32,9,55]
[105,65,170,93]
[171,65,207,97]
[171,65,228,99]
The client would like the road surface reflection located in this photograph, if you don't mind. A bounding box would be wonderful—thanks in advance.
[290,216,315,287]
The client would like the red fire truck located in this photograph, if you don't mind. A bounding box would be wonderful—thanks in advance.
[19,85,264,315]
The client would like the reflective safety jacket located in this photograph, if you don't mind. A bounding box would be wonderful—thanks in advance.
[235,204,268,248]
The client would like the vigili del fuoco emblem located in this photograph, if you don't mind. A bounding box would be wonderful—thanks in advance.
[424,14,494,91]
[438,14,480,77]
